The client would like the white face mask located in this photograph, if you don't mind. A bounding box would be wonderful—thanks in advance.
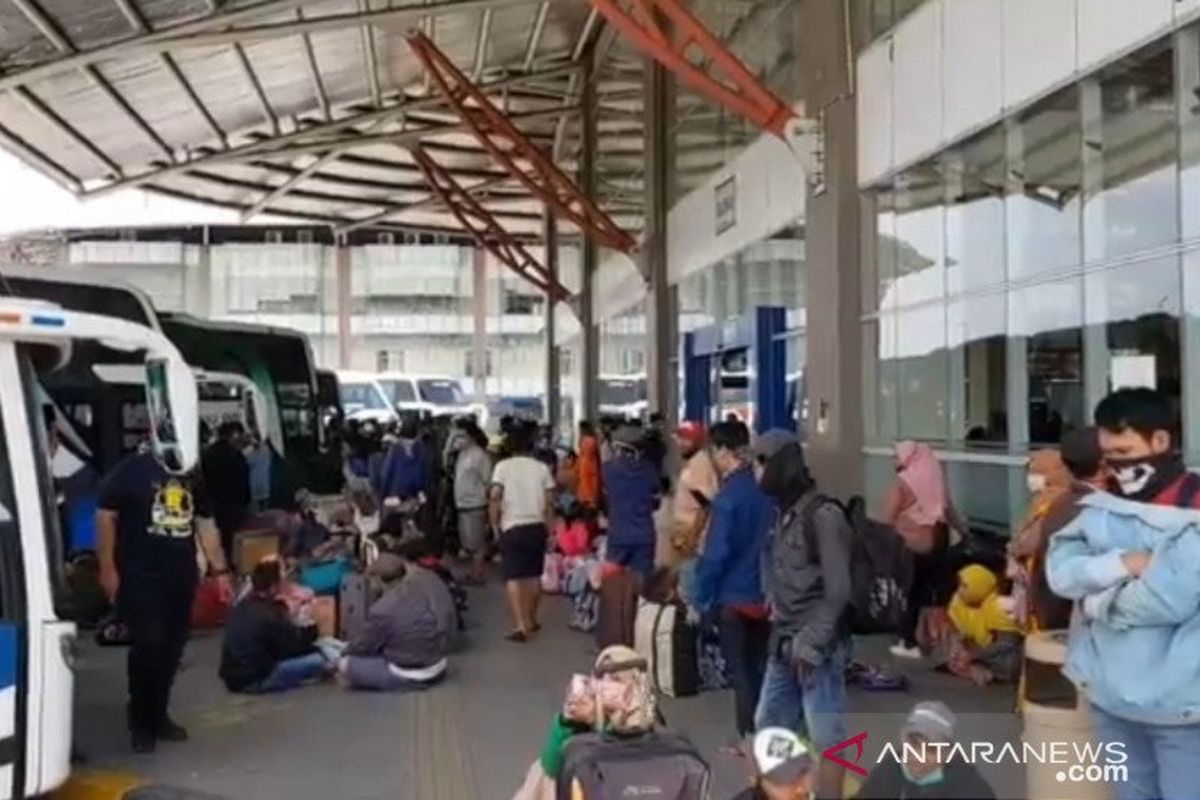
[1026,473,1047,495]
[1111,460,1157,497]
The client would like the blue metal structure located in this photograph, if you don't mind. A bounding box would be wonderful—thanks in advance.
[683,306,788,433]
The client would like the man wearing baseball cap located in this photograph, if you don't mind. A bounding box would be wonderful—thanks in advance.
[857,701,994,799]
[729,727,815,800]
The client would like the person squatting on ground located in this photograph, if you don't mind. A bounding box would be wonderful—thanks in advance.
[856,701,994,800]
[693,420,774,745]
[219,560,333,694]
[602,425,663,580]
[451,419,493,585]
[490,421,556,642]
[338,544,457,691]
[751,430,852,799]
[97,445,233,753]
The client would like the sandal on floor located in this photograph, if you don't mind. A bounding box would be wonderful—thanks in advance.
[506,630,529,643]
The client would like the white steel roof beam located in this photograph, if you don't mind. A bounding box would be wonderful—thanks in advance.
[359,0,383,108]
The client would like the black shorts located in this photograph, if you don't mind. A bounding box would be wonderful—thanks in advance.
[498,523,548,581]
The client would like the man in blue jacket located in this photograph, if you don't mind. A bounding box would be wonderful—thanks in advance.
[1047,491,1200,800]
[694,420,775,744]
[602,425,662,580]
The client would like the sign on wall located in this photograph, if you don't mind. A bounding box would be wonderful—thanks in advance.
[715,175,737,235]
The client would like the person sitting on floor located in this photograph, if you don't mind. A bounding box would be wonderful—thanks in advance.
[220,560,331,694]
[338,542,457,691]
[946,564,1022,685]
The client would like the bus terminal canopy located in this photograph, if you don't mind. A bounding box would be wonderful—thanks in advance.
[0,0,672,241]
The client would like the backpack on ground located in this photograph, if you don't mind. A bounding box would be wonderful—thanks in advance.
[338,572,377,641]
[804,494,913,635]
[557,730,709,800]
[595,566,639,650]
[633,599,698,699]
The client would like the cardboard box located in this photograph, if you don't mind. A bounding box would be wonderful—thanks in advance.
[234,530,280,575]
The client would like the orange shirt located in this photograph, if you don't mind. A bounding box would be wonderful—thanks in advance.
[577,435,601,506]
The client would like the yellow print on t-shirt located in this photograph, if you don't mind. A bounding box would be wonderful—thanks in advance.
[149,480,194,538]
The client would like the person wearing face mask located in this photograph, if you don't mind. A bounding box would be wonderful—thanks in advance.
[1006,450,1072,631]
[1094,387,1200,508]
[857,702,995,800]
[1011,428,1105,632]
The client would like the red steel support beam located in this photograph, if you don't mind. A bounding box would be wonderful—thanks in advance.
[406,30,636,253]
[586,0,797,137]
[412,146,573,305]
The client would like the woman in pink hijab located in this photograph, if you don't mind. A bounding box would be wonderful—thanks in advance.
[882,441,966,658]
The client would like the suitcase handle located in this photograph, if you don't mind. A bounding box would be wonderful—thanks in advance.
[594,657,648,677]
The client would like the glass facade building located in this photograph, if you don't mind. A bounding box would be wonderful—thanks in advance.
[861,30,1198,526]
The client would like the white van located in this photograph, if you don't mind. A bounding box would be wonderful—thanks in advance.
[335,371,399,426]
[375,373,487,427]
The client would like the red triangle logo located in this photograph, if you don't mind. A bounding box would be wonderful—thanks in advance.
[822,731,870,778]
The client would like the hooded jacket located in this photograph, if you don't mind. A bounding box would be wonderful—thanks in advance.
[1047,492,1200,724]
[759,443,853,666]
[346,565,457,669]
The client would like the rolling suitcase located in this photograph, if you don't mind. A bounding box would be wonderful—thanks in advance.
[595,567,638,649]
[633,600,699,698]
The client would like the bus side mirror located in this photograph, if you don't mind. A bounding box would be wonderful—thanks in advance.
[145,358,200,474]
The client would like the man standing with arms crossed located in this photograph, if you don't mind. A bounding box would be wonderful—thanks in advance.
[98,445,232,753]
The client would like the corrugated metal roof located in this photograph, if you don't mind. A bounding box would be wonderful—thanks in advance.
[0,0,645,239]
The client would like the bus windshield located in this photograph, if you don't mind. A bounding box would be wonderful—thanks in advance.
[418,379,466,406]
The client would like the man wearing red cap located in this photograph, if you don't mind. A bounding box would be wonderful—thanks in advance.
[670,421,719,587]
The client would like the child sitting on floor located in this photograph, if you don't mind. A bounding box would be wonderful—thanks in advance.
[946,564,1022,685]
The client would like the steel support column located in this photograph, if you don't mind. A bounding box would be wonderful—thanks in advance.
[544,210,561,429]
[579,44,600,423]
[643,56,675,424]
[335,236,353,369]
[472,247,489,403]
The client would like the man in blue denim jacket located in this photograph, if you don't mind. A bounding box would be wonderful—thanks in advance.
[1046,492,1200,800]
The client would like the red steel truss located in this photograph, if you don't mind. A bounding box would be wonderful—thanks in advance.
[406,31,636,253]
[412,146,572,304]
[586,0,797,137]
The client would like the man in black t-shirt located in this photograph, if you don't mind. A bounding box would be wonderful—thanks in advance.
[97,450,232,753]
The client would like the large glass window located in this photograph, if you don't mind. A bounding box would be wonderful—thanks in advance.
[894,163,945,307]
[878,313,900,442]
[1086,257,1182,401]
[1012,279,1085,444]
[875,189,898,311]
[1007,87,1083,280]
[1083,43,1178,263]
[945,129,1007,293]
[897,304,948,441]
[948,294,1008,446]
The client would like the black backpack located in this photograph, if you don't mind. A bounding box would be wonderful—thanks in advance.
[804,494,913,635]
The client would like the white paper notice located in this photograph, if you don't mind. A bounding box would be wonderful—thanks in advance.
[1111,354,1157,391]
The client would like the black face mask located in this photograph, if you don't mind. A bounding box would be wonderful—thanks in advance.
[1107,451,1185,502]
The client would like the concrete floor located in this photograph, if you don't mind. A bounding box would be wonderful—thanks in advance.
[71,580,1025,800]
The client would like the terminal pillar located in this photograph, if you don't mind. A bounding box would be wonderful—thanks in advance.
[544,210,561,428]
[472,246,489,402]
[644,56,677,425]
[335,235,352,369]
[579,43,600,424]
[795,1,864,498]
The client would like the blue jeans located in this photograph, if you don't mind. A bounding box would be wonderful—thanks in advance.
[257,652,329,693]
[606,542,655,581]
[1091,705,1200,800]
[755,637,849,750]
